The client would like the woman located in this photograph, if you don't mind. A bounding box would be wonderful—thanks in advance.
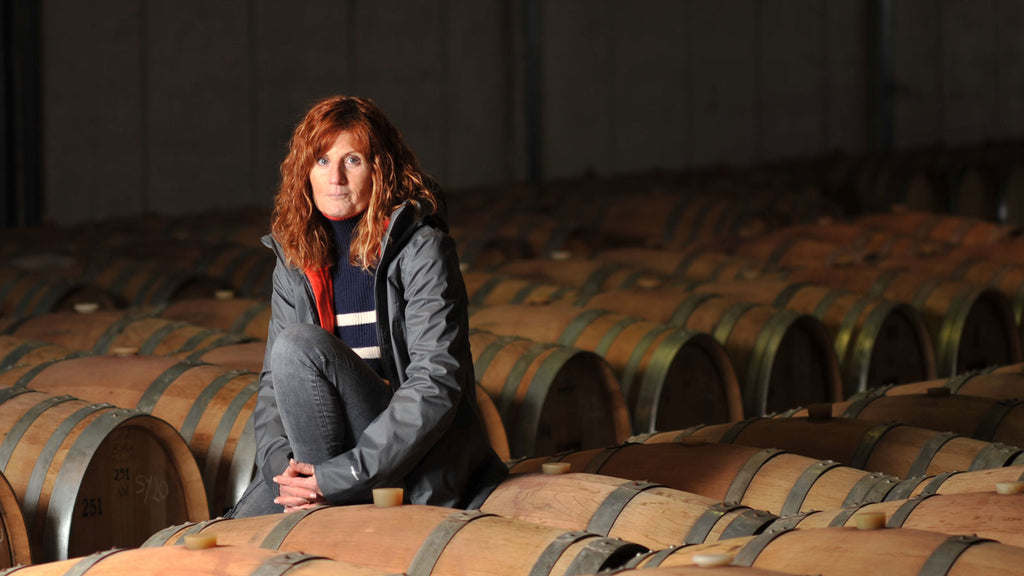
[229,95,507,517]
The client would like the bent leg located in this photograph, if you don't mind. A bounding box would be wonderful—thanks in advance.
[270,323,392,465]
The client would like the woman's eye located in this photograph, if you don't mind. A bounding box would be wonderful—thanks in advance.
[346,156,361,166]
[316,157,329,166]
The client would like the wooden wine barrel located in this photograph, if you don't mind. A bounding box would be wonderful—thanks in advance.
[508,441,907,517]
[777,491,1024,548]
[0,267,118,319]
[186,243,275,299]
[675,416,1024,478]
[852,210,1018,247]
[785,391,1024,447]
[780,266,1022,376]
[886,465,1024,500]
[142,504,649,576]
[685,279,936,396]
[604,566,802,576]
[0,389,208,562]
[850,363,1024,400]
[481,472,777,549]
[0,471,30,568]
[7,545,396,576]
[0,354,257,517]
[577,289,843,417]
[626,526,1024,575]
[732,235,864,269]
[463,271,580,308]
[0,336,80,371]
[736,221,947,263]
[80,258,233,308]
[594,248,770,286]
[474,382,510,462]
[451,214,617,268]
[154,295,271,341]
[470,303,741,434]
[0,310,260,368]
[469,329,630,458]
[489,258,668,298]
[873,253,1024,325]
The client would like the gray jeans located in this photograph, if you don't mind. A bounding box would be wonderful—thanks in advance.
[227,323,393,517]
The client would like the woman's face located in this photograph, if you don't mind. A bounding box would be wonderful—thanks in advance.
[309,130,372,219]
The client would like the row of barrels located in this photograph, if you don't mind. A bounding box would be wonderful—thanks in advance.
[7,451,1024,575]
[5,299,1024,566]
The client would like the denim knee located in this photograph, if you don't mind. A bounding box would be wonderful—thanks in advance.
[270,324,335,386]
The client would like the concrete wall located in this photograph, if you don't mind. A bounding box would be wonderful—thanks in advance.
[38,0,1024,224]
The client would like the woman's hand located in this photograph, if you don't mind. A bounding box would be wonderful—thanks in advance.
[273,459,327,512]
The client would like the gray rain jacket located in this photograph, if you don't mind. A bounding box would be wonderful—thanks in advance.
[253,199,507,509]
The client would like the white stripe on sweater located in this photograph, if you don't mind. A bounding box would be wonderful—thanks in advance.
[336,311,377,326]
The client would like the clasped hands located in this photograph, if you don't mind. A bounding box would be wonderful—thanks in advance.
[273,458,327,512]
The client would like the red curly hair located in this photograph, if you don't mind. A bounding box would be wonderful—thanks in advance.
[272,95,437,271]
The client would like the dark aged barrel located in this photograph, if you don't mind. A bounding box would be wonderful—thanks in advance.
[625,526,1024,575]
[0,310,262,371]
[777,491,1024,548]
[0,266,118,319]
[675,416,1024,478]
[0,354,257,517]
[852,210,1018,247]
[576,289,843,417]
[488,258,669,298]
[780,266,1022,376]
[470,303,742,434]
[508,441,902,517]
[153,295,271,341]
[5,545,397,576]
[142,504,648,576]
[847,363,1024,401]
[593,248,771,285]
[463,270,580,308]
[0,389,207,562]
[681,279,937,396]
[469,329,631,458]
[79,257,233,308]
[481,472,776,548]
[784,391,1024,448]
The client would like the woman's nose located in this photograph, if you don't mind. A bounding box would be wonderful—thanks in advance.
[330,165,347,185]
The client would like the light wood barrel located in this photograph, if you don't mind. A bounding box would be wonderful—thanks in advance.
[627,526,1024,575]
[142,504,648,576]
[6,543,395,576]
[0,336,80,371]
[676,416,1024,478]
[594,248,770,285]
[473,382,510,462]
[481,472,777,549]
[577,289,843,417]
[470,329,630,458]
[0,389,208,562]
[0,354,257,517]
[683,279,937,396]
[508,441,906,517]
[470,303,741,434]
[777,491,1024,548]
[0,471,30,568]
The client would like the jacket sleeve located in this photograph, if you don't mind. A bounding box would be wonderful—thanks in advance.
[252,256,298,494]
[314,228,466,503]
